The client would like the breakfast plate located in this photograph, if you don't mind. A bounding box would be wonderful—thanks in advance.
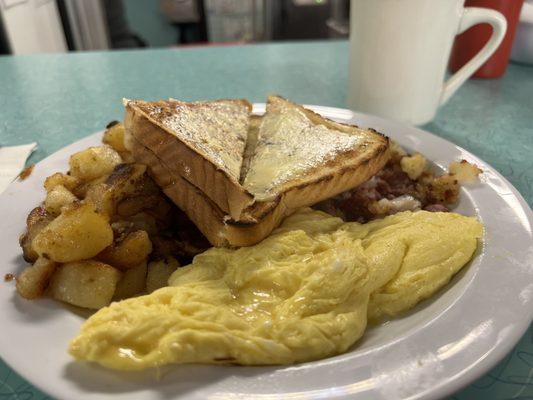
[0,104,531,400]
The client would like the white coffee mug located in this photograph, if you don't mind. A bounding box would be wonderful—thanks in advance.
[347,0,507,125]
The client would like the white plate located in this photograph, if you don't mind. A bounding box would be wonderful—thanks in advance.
[0,105,532,400]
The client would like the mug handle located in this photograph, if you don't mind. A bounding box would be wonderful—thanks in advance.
[440,7,507,105]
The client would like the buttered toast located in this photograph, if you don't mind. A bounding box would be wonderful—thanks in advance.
[124,96,390,247]
[125,99,255,220]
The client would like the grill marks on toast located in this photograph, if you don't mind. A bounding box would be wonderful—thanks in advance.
[244,96,387,201]
[129,99,250,184]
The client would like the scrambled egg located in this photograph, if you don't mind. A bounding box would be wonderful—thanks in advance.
[69,209,482,370]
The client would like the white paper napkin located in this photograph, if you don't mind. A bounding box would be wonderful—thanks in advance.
[0,143,37,194]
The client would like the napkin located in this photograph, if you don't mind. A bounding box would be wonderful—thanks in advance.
[0,143,37,194]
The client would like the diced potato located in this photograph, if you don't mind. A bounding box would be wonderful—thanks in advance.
[32,203,113,262]
[69,146,122,181]
[427,174,460,204]
[389,140,407,162]
[146,257,180,293]
[113,261,147,300]
[97,230,152,270]
[71,175,108,199]
[400,153,427,180]
[116,195,158,217]
[102,122,127,153]
[84,163,149,217]
[16,257,57,299]
[44,173,80,192]
[106,164,154,197]
[48,260,121,309]
[84,182,114,216]
[449,160,482,183]
[19,207,55,263]
[44,185,77,216]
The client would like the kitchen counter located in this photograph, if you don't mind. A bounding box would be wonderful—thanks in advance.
[0,41,531,399]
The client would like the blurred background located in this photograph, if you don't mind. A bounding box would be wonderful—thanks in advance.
[0,0,351,55]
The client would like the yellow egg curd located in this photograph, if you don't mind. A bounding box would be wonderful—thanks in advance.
[69,209,482,370]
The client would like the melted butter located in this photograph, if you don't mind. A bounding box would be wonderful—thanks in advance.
[244,103,368,200]
[135,100,249,182]
[69,209,482,370]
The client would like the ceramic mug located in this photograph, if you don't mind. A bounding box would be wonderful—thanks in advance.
[347,0,507,125]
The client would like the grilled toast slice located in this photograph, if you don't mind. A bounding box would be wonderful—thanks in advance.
[125,96,390,247]
[124,98,255,220]
[239,95,390,218]
[127,134,273,247]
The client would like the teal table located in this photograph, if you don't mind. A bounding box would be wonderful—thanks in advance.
[0,41,531,399]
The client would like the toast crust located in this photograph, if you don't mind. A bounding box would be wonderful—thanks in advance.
[128,134,277,247]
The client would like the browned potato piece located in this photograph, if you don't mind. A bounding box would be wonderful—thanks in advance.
[97,230,152,270]
[19,207,55,263]
[84,182,113,215]
[44,173,80,192]
[146,257,180,293]
[428,174,460,204]
[400,153,427,180]
[32,203,113,262]
[449,160,482,183]
[116,195,159,217]
[48,260,121,309]
[16,257,57,299]
[71,175,108,199]
[44,185,77,216]
[69,146,122,181]
[84,163,149,216]
[113,261,147,300]
[102,122,127,153]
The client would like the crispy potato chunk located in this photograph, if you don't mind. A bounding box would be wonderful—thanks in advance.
[428,174,460,204]
[146,257,180,293]
[116,195,159,218]
[84,163,149,216]
[449,160,482,183]
[69,146,122,181]
[84,182,112,215]
[113,261,147,300]
[48,261,121,309]
[32,203,113,263]
[97,230,152,270]
[102,122,127,153]
[71,175,108,199]
[16,257,57,299]
[44,173,80,192]
[19,207,55,263]
[400,153,427,180]
[44,185,77,216]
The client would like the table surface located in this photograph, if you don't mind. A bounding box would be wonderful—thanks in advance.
[0,40,531,400]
